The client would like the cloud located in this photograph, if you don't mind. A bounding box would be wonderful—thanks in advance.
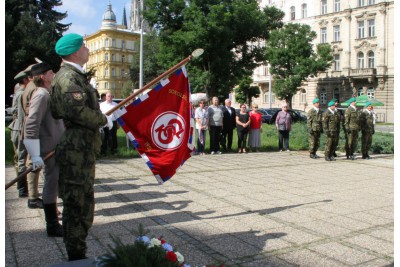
[59,0,97,19]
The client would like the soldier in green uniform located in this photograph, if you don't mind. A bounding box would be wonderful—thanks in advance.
[307,98,323,159]
[322,100,339,161]
[360,102,374,159]
[51,33,107,261]
[332,99,342,158]
[344,98,360,160]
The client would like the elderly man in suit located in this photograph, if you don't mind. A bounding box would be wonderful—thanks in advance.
[221,99,236,152]
[24,62,65,237]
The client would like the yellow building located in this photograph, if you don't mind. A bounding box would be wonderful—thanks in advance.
[84,3,140,98]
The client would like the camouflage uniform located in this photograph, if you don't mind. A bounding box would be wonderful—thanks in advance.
[307,107,323,157]
[360,109,374,159]
[51,63,107,260]
[322,109,339,160]
[344,105,360,160]
[332,108,343,157]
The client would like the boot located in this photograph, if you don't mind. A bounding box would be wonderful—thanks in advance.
[325,156,331,161]
[17,173,28,198]
[310,153,315,159]
[28,198,44,209]
[68,252,87,261]
[43,203,63,237]
[27,171,40,199]
[366,154,371,160]
[330,156,336,161]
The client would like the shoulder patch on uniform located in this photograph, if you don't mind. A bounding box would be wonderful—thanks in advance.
[72,92,83,100]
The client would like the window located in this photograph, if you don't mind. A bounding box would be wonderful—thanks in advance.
[357,52,365,68]
[104,82,108,89]
[368,0,375,4]
[358,0,365,6]
[300,89,307,104]
[112,39,116,47]
[111,54,115,62]
[334,88,340,101]
[358,87,364,96]
[333,25,340,42]
[320,89,327,104]
[301,4,307,18]
[122,55,126,63]
[263,90,275,103]
[368,51,375,68]
[367,87,375,99]
[122,68,125,77]
[358,21,365,38]
[321,28,327,43]
[290,6,295,20]
[334,54,340,71]
[104,53,109,61]
[105,67,109,77]
[122,40,125,49]
[105,38,109,47]
[321,0,327,15]
[334,0,340,12]
[368,19,375,37]
[111,68,115,77]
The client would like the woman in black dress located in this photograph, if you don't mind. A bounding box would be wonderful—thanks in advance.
[236,104,251,153]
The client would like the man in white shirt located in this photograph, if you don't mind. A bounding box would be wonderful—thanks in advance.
[100,91,118,154]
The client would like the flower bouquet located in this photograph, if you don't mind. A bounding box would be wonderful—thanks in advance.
[96,224,225,267]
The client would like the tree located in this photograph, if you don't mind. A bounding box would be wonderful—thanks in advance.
[265,23,333,108]
[5,0,70,104]
[144,0,284,98]
[234,76,260,106]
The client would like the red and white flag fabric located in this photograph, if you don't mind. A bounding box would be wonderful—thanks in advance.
[113,66,195,184]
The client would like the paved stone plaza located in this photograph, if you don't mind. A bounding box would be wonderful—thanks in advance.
[5,151,394,267]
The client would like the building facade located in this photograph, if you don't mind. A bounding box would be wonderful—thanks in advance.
[84,3,140,98]
[248,0,394,122]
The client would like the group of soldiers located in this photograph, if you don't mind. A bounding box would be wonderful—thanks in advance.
[307,97,375,161]
[8,33,107,261]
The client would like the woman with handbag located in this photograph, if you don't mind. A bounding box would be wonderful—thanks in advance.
[275,103,293,152]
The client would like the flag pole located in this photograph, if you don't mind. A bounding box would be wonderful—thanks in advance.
[5,151,55,190]
[105,48,204,116]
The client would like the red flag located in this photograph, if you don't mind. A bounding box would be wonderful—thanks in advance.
[114,66,195,184]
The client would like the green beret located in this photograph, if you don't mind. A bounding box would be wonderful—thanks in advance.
[55,33,83,56]
[331,98,338,102]
[349,97,356,103]
[365,101,372,107]
[312,98,319,104]
[328,100,335,107]
[14,71,27,80]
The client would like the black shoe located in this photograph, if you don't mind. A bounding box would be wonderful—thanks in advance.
[19,190,28,198]
[325,156,332,161]
[351,155,356,160]
[314,154,320,159]
[68,253,87,261]
[333,152,337,157]
[330,156,336,161]
[43,203,63,237]
[366,155,371,159]
[310,153,315,159]
[28,198,44,209]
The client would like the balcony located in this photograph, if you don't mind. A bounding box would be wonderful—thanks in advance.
[349,68,376,83]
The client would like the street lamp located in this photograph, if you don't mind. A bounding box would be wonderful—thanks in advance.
[139,19,145,89]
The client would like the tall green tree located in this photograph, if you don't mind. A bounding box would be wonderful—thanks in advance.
[265,23,333,108]
[5,0,70,104]
[234,76,260,106]
[144,0,284,98]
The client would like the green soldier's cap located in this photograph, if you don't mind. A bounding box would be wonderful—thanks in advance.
[14,71,27,80]
[332,98,338,103]
[31,62,52,76]
[328,100,335,107]
[365,101,372,107]
[55,33,83,56]
[312,98,320,104]
[349,97,356,103]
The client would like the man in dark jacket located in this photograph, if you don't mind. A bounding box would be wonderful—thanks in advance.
[220,99,236,152]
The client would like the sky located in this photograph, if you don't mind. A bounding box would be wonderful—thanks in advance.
[55,0,132,36]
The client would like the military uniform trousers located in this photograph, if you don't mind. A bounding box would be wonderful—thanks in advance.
[308,131,321,154]
[324,131,338,158]
[361,132,373,156]
[347,130,359,155]
[57,146,95,259]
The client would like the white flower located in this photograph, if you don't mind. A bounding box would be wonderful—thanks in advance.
[162,242,173,252]
[148,238,161,248]
[175,251,184,264]
[136,236,150,244]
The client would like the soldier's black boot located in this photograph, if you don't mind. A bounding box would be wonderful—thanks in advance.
[17,173,28,198]
[325,156,331,161]
[310,153,315,159]
[330,156,336,161]
[68,252,87,261]
[333,152,337,157]
[43,203,63,237]
[366,154,371,159]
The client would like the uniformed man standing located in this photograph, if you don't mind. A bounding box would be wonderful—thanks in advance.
[344,98,360,160]
[8,71,30,198]
[322,100,339,161]
[307,98,323,159]
[51,33,107,261]
[332,98,342,158]
[360,102,374,159]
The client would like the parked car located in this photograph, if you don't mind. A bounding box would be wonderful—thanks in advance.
[259,108,280,123]
[268,108,307,124]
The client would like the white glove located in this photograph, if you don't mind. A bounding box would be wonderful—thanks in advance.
[23,139,44,170]
[106,115,113,129]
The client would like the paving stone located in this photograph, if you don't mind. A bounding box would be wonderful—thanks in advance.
[342,234,394,257]
[277,249,348,267]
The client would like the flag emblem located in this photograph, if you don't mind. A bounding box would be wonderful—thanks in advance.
[152,112,185,150]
